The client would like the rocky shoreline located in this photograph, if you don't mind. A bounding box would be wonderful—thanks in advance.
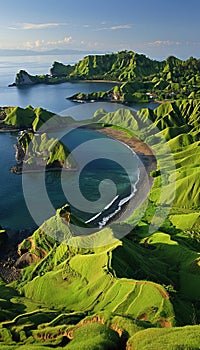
[0,228,32,283]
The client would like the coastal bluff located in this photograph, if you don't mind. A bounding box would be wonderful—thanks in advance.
[9,51,200,103]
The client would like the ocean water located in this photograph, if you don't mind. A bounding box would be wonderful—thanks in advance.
[0,127,138,230]
[0,54,140,230]
[0,54,118,114]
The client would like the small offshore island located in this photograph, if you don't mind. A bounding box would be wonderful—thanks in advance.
[0,51,200,349]
[0,105,77,174]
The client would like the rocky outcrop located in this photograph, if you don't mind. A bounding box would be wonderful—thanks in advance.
[15,252,40,268]
[14,143,25,163]
[15,70,36,85]
[11,132,77,174]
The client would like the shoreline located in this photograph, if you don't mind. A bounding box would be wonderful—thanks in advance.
[73,79,121,84]
[0,126,156,281]
[9,78,121,88]
[96,127,157,223]
[11,165,78,174]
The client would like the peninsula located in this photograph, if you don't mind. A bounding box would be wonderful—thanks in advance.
[9,51,200,103]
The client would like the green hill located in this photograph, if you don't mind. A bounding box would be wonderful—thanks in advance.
[1,105,75,131]
[94,100,200,210]
[2,106,55,131]
[0,99,200,348]
[52,51,200,83]
[12,52,200,103]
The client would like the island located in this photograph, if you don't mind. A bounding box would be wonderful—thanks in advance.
[9,51,200,103]
[0,105,77,173]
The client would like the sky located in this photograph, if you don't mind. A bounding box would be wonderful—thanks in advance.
[0,0,200,60]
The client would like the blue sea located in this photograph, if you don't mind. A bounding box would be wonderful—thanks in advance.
[0,54,155,230]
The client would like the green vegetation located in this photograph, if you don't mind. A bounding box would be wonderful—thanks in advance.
[127,325,200,350]
[1,105,75,131]
[0,105,78,174]
[14,132,76,172]
[50,61,74,77]
[0,97,199,348]
[12,51,200,103]
[1,106,54,131]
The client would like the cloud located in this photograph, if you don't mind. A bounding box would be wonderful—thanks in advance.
[9,22,67,30]
[46,36,72,45]
[24,37,72,49]
[147,40,181,47]
[24,40,45,49]
[23,23,61,29]
[97,24,132,31]
[110,25,132,30]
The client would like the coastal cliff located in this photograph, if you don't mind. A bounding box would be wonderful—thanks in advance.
[9,51,200,105]
[11,132,77,174]
[9,52,200,103]
[15,70,37,85]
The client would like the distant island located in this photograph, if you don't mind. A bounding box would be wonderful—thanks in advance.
[9,51,200,102]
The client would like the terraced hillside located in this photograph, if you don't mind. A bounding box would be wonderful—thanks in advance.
[0,99,199,349]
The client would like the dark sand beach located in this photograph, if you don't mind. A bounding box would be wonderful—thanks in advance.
[97,127,157,221]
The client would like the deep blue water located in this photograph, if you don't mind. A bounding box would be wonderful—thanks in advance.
[0,54,117,114]
[0,55,153,230]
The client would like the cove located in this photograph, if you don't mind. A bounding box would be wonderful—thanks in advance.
[0,127,139,231]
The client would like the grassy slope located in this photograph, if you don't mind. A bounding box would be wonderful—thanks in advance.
[2,105,75,131]
[0,99,200,349]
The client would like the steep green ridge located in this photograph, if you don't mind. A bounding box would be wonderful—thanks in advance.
[0,100,200,348]
[93,99,200,209]
[50,61,74,77]
[1,106,55,131]
[51,52,200,84]
[12,52,200,103]
[1,105,75,131]
[67,51,162,81]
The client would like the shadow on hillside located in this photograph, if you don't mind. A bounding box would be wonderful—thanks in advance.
[110,235,200,326]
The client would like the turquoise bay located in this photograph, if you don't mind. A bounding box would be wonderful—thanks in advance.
[0,55,151,230]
